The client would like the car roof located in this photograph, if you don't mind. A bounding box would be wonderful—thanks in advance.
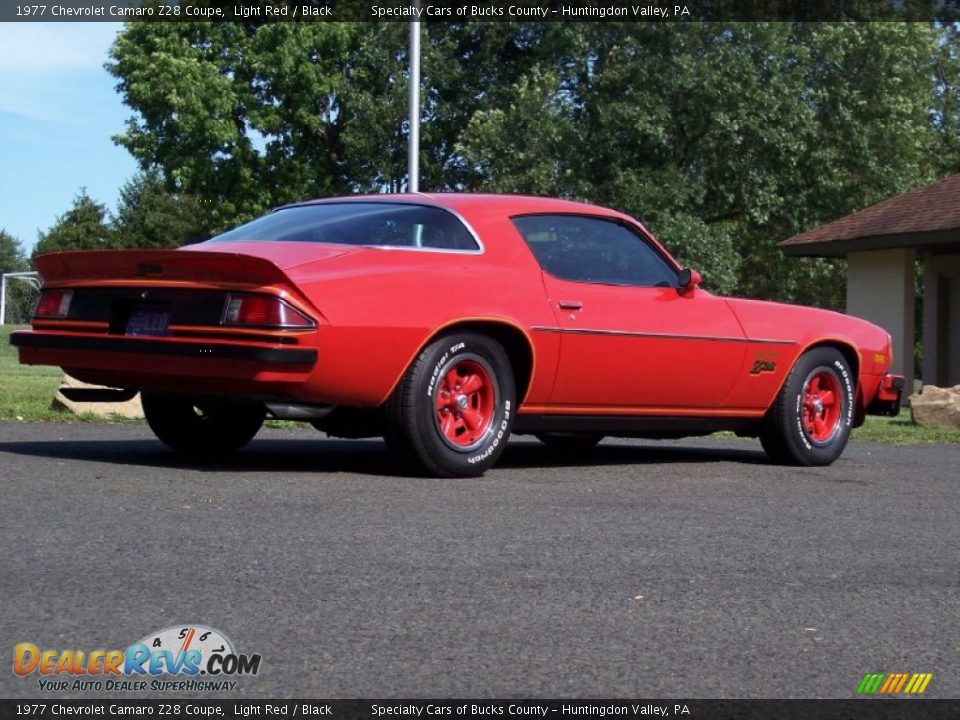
[285,192,632,221]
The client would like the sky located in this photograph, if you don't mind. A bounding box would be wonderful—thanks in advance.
[0,22,137,253]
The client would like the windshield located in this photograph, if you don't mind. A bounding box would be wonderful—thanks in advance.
[208,202,480,251]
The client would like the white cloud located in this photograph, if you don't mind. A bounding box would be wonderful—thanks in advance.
[0,24,135,247]
[0,22,122,72]
[0,22,124,122]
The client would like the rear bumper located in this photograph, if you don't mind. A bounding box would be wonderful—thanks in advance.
[10,330,317,397]
[866,373,905,417]
[11,330,316,365]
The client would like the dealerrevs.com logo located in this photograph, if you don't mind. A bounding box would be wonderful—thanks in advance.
[13,625,261,692]
[857,672,934,695]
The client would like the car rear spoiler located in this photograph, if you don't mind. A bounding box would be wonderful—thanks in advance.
[34,249,293,288]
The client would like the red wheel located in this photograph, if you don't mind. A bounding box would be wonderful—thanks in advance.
[385,333,516,477]
[801,370,843,444]
[433,358,497,450]
[760,347,854,466]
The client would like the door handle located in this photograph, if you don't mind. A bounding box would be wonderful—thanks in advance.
[558,300,583,310]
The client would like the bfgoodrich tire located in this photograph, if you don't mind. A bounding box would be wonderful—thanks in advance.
[141,392,265,454]
[384,333,516,478]
[759,347,855,466]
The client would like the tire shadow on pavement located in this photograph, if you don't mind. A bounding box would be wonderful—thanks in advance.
[0,435,770,477]
[501,439,769,468]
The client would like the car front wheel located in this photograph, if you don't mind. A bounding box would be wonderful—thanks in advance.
[141,392,265,454]
[385,333,516,477]
[760,347,855,466]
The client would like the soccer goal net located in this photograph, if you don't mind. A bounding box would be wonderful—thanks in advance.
[1,272,41,326]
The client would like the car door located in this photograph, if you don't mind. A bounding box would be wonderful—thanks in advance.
[512,214,747,412]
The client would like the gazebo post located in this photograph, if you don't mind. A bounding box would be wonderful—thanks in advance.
[846,248,915,387]
[922,255,960,387]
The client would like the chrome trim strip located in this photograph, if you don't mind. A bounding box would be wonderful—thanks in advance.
[530,326,796,345]
[361,243,482,256]
[742,337,800,345]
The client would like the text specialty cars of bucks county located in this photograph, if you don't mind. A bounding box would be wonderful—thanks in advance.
[11,194,904,477]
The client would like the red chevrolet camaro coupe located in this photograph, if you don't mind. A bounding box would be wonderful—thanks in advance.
[12,194,903,477]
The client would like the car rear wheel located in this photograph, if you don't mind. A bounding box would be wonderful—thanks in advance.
[535,433,605,451]
[141,392,266,454]
[385,333,516,477]
[759,347,854,466]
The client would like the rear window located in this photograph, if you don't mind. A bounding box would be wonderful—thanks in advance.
[208,202,479,251]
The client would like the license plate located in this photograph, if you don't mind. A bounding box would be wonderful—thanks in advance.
[125,308,171,337]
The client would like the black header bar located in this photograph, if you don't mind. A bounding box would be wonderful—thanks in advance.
[1,700,959,720]
[1,0,957,23]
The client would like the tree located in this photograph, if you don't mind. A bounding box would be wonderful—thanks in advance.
[456,68,577,197]
[0,229,33,324]
[107,21,550,208]
[112,169,209,249]
[734,23,940,306]
[0,229,27,273]
[933,23,960,173]
[108,21,360,231]
[108,20,950,306]
[337,22,555,192]
[33,190,111,260]
[457,22,941,303]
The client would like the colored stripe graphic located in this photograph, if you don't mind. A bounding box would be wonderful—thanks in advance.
[857,673,885,693]
[888,674,908,693]
[913,674,933,694]
[858,673,933,694]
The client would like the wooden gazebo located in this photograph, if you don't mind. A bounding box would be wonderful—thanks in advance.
[780,173,960,387]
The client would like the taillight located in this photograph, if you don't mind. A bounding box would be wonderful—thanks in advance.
[34,289,73,318]
[221,294,314,328]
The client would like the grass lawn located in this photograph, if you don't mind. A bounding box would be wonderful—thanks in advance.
[855,409,960,445]
[0,325,73,422]
[1,324,957,443]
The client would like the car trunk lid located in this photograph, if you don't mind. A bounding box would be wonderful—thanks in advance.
[33,248,317,287]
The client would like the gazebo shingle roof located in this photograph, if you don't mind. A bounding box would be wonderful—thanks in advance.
[779,173,960,257]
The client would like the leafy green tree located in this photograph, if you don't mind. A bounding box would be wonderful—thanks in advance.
[112,170,208,249]
[1,230,34,324]
[108,21,360,230]
[456,68,578,197]
[108,20,949,307]
[338,22,556,192]
[0,229,27,273]
[734,22,940,307]
[108,21,550,205]
[933,23,960,173]
[33,190,112,260]
[457,22,941,303]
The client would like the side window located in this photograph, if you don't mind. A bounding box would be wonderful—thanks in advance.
[511,214,678,287]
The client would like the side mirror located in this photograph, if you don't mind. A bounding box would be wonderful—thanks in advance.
[678,267,702,295]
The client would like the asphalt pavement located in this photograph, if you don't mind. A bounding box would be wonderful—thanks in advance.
[0,422,956,699]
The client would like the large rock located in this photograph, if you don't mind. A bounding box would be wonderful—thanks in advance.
[910,385,960,431]
[52,374,144,419]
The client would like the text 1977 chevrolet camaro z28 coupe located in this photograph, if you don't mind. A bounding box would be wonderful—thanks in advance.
[12,194,904,477]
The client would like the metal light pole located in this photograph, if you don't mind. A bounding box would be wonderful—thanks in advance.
[408,17,420,193]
